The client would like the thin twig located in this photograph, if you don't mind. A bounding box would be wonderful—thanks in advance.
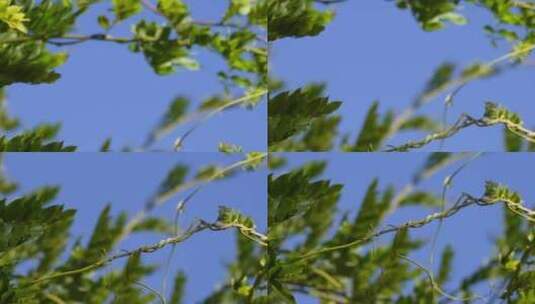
[172,89,267,151]
[383,43,535,148]
[29,219,266,285]
[384,111,535,152]
[120,153,267,241]
[398,254,484,302]
[288,192,501,263]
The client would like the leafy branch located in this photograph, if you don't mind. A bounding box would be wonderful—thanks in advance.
[122,152,267,240]
[30,212,266,286]
[268,156,535,302]
[385,102,535,151]
[144,89,268,150]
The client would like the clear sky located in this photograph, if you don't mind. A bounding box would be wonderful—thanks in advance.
[273,152,535,303]
[5,1,266,152]
[3,153,267,303]
[271,0,535,151]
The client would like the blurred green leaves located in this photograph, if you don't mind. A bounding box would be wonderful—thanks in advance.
[0,0,28,33]
[268,85,341,150]
[112,0,141,21]
[0,41,67,86]
[268,0,334,41]
[0,124,75,152]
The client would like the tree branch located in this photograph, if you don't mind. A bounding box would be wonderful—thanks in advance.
[384,109,535,152]
[30,218,266,285]
[121,153,267,240]
[288,189,531,263]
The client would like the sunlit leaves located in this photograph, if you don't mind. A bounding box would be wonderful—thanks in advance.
[157,0,189,26]
[218,142,243,153]
[395,0,466,31]
[24,0,76,37]
[483,181,522,205]
[225,0,253,19]
[0,0,28,33]
[218,206,255,230]
[112,0,142,21]
[0,41,68,86]
[484,102,522,125]
[0,0,267,150]
[130,21,198,75]
[268,0,334,41]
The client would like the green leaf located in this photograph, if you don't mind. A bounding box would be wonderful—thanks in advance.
[217,206,255,230]
[0,41,68,86]
[484,102,522,125]
[112,0,142,21]
[218,142,243,154]
[268,0,334,41]
[399,191,443,208]
[170,271,187,304]
[97,15,110,30]
[483,181,522,204]
[504,128,524,152]
[243,152,266,170]
[130,21,193,75]
[270,279,296,303]
[0,124,76,152]
[268,86,342,148]
[399,115,440,133]
[155,164,189,199]
[350,101,393,151]
[0,0,29,33]
[437,245,454,284]
[268,169,342,227]
[99,137,112,152]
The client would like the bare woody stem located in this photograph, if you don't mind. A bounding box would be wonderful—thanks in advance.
[29,219,266,285]
[383,43,535,147]
[289,190,534,263]
[0,34,178,46]
[120,153,267,240]
[384,113,535,152]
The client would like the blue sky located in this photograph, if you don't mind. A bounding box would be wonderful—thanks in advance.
[273,152,535,303]
[271,0,535,151]
[5,1,266,152]
[3,153,267,303]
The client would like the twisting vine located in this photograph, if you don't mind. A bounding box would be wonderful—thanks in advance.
[287,181,535,263]
[29,217,267,286]
[385,102,535,151]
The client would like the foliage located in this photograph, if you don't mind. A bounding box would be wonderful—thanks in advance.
[268,0,334,41]
[268,0,535,152]
[1,0,268,151]
[268,84,342,151]
[266,154,535,303]
[0,153,267,303]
